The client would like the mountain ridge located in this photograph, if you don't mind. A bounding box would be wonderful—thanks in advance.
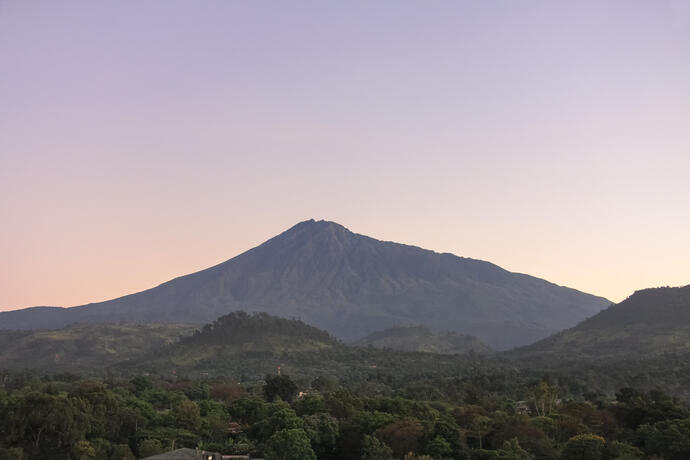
[509,285,690,359]
[0,219,610,349]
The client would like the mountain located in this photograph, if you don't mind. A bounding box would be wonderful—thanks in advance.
[510,285,690,360]
[0,323,197,372]
[0,219,610,349]
[354,326,493,354]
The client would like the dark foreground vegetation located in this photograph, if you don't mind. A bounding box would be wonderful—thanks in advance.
[1,370,689,460]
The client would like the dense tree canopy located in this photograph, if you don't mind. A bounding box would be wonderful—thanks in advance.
[0,370,688,460]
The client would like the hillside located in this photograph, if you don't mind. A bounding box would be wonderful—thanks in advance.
[121,311,498,380]
[0,323,197,372]
[125,311,340,377]
[170,311,341,354]
[0,219,610,349]
[0,312,493,379]
[510,285,690,360]
[354,325,493,354]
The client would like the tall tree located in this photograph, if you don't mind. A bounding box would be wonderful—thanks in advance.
[264,375,298,402]
[265,428,316,460]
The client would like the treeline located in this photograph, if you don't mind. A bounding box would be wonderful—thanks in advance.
[1,371,689,459]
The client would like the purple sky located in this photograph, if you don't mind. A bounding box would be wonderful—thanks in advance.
[1,1,689,310]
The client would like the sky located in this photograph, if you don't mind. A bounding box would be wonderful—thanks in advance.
[1,1,689,311]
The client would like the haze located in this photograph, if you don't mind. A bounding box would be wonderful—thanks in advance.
[1,1,689,311]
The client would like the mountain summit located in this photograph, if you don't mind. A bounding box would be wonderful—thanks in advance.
[0,219,609,349]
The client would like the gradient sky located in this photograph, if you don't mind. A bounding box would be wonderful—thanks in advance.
[1,1,689,311]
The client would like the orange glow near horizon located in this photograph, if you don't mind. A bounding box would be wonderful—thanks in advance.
[1,2,689,311]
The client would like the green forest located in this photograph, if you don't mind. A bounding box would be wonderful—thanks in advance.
[1,370,689,460]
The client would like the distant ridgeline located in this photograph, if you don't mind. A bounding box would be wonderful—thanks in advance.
[0,219,610,350]
[506,286,690,395]
[510,285,690,361]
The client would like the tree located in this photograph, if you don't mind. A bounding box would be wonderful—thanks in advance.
[89,438,113,459]
[173,399,201,432]
[293,394,326,416]
[312,375,338,393]
[228,397,268,424]
[426,435,452,459]
[251,406,304,443]
[4,391,88,458]
[129,376,153,396]
[638,418,690,460]
[533,381,558,417]
[495,438,532,460]
[138,439,164,457]
[265,428,316,460]
[109,444,135,460]
[403,454,433,460]
[304,413,339,457]
[0,448,24,460]
[561,434,605,460]
[604,441,643,460]
[72,440,97,460]
[432,419,464,455]
[361,434,394,460]
[469,415,493,449]
[264,375,298,402]
[377,417,424,458]
[210,383,245,402]
[614,388,687,430]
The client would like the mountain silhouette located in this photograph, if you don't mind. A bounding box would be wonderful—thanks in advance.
[0,219,610,349]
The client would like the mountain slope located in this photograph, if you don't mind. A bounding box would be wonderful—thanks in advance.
[0,219,610,349]
[510,285,690,360]
[354,326,493,354]
[128,311,340,373]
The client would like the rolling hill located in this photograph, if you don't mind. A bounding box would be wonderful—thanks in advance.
[510,285,690,360]
[119,311,500,380]
[0,219,610,349]
[2,308,689,396]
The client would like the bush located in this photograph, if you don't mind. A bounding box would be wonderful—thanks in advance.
[561,434,605,460]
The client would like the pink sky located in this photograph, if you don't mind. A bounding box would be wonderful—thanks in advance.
[1,1,689,310]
